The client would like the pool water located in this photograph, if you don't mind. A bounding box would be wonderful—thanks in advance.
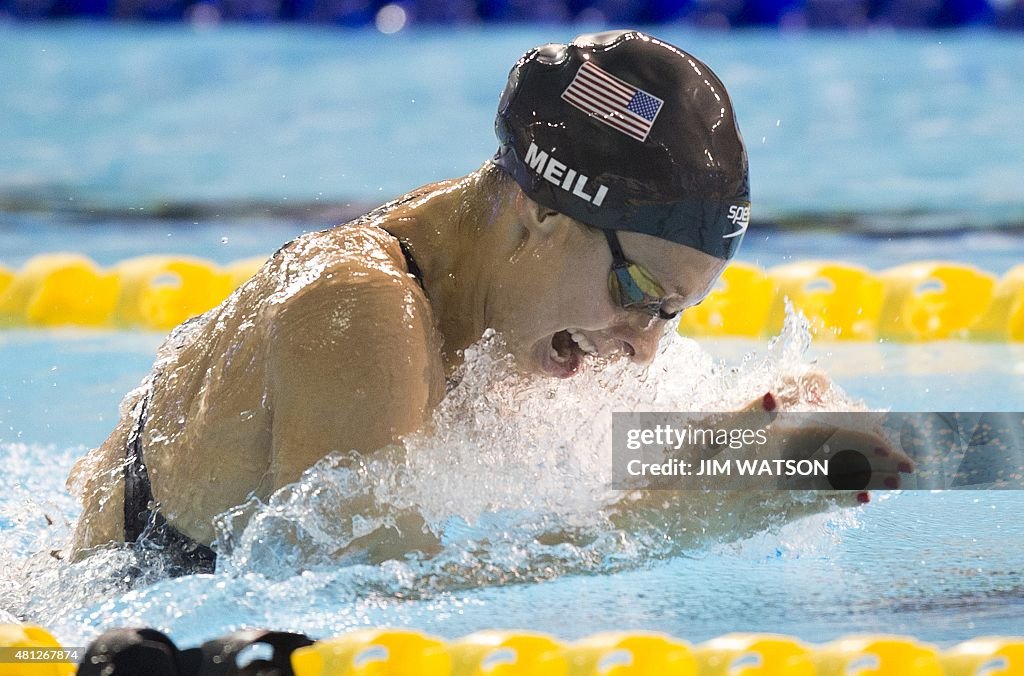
[2,25,1024,226]
[1,316,1023,647]
[1,24,1023,650]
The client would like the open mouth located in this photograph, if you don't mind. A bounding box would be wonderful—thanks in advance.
[536,329,638,378]
[540,329,598,378]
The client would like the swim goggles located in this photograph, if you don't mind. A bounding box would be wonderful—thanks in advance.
[603,229,681,320]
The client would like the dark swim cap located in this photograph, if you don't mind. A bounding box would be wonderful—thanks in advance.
[494,30,751,260]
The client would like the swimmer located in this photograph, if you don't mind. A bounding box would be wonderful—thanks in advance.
[66,30,912,572]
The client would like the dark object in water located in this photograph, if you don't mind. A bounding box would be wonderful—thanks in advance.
[79,628,314,676]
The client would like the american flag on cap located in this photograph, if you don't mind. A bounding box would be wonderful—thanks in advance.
[561,61,664,142]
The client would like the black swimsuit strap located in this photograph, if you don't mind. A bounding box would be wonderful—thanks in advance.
[397,239,425,290]
[123,388,153,543]
[123,384,217,575]
[389,233,462,393]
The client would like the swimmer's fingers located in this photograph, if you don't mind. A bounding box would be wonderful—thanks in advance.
[835,489,873,507]
[736,391,781,415]
[728,371,832,433]
[701,392,779,446]
[772,369,833,408]
[770,424,914,491]
[725,371,832,435]
[819,427,914,490]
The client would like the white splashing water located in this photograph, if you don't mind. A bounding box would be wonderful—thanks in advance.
[0,308,866,644]
[210,308,861,578]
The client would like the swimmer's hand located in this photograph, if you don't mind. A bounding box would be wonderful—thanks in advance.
[737,370,915,497]
[606,369,914,545]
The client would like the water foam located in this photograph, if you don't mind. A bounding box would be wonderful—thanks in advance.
[1,309,865,644]
[212,310,862,581]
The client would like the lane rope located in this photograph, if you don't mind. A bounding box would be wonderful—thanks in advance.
[3,624,1022,674]
[1,254,1022,340]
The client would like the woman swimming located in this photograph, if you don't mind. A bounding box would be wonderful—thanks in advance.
[66,30,910,572]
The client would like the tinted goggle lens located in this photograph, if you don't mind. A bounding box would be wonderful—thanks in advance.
[607,262,679,319]
[603,229,680,320]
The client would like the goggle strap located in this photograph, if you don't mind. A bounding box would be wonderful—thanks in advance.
[605,230,653,309]
[602,228,629,267]
[604,228,678,320]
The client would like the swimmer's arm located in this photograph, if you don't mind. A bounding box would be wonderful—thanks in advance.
[265,273,445,490]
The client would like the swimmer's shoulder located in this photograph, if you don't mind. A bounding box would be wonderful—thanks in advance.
[262,221,446,467]
[261,222,421,300]
[150,223,425,380]
[258,222,440,363]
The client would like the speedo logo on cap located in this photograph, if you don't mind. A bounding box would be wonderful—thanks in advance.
[723,202,751,239]
[524,142,609,207]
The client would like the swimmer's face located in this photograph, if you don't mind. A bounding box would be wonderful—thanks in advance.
[490,196,727,378]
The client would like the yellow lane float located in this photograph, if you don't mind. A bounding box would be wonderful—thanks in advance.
[448,630,566,676]
[0,254,119,327]
[0,624,76,676]
[877,262,996,341]
[291,629,451,676]
[112,255,234,330]
[1,255,1023,340]
[678,262,772,338]
[8,624,1024,675]
[970,264,1024,341]
[812,635,943,675]
[563,631,697,675]
[766,261,885,340]
[942,636,1024,675]
[0,263,13,298]
[692,633,814,675]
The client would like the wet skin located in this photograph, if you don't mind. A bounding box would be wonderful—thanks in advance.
[67,163,913,560]
[66,164,724,553]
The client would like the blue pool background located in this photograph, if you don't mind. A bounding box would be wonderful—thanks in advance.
[1,25,1023,648]
[2,25,1024,225]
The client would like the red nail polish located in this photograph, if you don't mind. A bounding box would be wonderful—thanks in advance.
[763,392,777,411]
[884,476,900,489]
[856,491,870,504]
[898,462,912,473]
[874,447,889,457]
